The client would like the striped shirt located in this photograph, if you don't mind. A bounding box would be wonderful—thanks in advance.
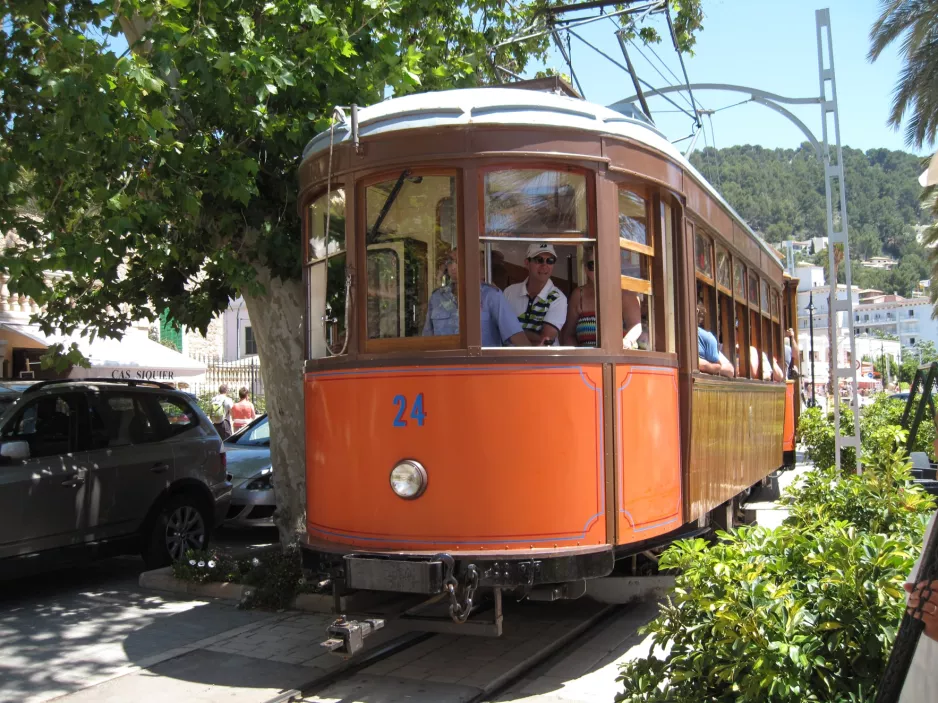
[503,279,568,345]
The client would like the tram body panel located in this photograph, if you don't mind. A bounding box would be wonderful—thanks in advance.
[783,381,796,452]
[615,365,682,543]
[305,364,606,551]
[686,379,786,520]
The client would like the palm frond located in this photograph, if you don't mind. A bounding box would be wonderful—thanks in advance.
[870,0,938,148]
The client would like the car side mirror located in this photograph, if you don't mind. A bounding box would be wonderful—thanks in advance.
[1,441,30,461]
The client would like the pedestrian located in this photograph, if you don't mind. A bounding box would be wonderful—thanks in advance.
[210,384,234,439]
[230,387,257,433]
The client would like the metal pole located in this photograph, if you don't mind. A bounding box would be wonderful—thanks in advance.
[808,291,816,407]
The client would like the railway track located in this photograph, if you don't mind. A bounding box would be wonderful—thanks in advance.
[260,600,630,703]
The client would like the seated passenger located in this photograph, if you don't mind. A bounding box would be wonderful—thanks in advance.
[749,345,761,379]
[562,248,597,347]
[423,250,527,346]
[697,303,734,377]
[761,351,785,382]
[560,249,648,349]
[503,243,568,346]
[622,291,647,350]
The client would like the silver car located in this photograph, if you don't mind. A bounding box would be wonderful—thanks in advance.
[0,378,232,576]
[223,414,275,527]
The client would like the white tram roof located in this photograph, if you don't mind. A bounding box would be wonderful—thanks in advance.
[302,88,782,270]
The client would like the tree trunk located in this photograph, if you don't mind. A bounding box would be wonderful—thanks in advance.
[243,269,307,548]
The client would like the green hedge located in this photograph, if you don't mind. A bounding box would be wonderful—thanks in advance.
[798,393,935,474]
[615,431,933,702]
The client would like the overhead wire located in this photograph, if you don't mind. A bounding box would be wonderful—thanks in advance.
[567,29,697,120]
[627,40,695,111]
[665,6,701,129]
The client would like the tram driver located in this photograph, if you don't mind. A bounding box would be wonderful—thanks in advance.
[423,249,528,347]
[503,243,568,346]
[697,302,735,378]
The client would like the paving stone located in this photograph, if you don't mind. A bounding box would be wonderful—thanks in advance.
[304,673,481,703]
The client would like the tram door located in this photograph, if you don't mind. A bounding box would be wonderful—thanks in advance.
[366,240,430,339]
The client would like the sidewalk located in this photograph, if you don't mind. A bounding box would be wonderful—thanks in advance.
[1,459,812,703]
[0,558,363,703]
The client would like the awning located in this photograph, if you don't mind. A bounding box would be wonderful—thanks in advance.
[0,323,206,382]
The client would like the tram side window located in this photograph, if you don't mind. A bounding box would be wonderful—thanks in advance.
[715,245,734,370]
[694,229,731,376]
[758,279,784,382]
[771,290,784,380]
[307,189,347,358]
[619,188,652,350]
[748,270,761,379]
[482,169,586,347]
[365,173,459,348]
[733,259,750,378]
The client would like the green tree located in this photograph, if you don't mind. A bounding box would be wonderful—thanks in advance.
[0,1,703,544]
[899,340,938,384]
[870,2,938,320]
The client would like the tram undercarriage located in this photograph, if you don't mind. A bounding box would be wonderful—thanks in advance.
[302,509,758,653]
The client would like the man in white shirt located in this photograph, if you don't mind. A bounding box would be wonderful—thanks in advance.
[503,243,568,346]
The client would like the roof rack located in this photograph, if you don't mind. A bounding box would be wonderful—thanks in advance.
[23,377,178,394]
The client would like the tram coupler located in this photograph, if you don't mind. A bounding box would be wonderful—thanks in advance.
[320,616,385,656]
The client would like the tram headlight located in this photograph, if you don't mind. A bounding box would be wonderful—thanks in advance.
[389,460,427,499]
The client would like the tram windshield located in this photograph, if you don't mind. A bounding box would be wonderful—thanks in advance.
[364,173,458,346]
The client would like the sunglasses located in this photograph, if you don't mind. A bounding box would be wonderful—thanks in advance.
[585,261,595,271]
[530,256,556,265]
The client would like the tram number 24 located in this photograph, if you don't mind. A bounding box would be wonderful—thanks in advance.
[392,394,427,427]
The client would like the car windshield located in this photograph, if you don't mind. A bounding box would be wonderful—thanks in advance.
[226,415,269,446]
[0,396,19,417]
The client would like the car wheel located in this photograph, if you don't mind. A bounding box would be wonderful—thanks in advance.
[143,494,211,569]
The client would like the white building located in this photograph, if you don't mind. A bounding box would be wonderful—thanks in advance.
[860,256,897,270]
[171,296,256,363]
[852,297,938,349]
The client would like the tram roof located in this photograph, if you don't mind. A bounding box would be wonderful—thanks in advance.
[302,88,782,270]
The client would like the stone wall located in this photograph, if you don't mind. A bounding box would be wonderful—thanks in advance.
[184,314,225,359]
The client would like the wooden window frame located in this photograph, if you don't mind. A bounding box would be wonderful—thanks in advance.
[733,259,747,302]
[477,163,603,352]
[748,271,760,310]
[618,184,654,295]
[715,245,732,296]
[694,230,715,287]
[357,167,463,354]
[480,163,591,241]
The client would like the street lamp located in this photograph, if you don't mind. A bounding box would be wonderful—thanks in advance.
[807,291,816,407]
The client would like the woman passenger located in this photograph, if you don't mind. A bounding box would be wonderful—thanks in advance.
[561,249,644,348]
[562,249,598,347]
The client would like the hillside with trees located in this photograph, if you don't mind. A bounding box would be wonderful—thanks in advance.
[689,144,929,297]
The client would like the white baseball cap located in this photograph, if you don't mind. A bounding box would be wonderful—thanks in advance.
[525,242,557,260]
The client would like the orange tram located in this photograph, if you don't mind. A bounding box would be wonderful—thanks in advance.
[299,81,800,635]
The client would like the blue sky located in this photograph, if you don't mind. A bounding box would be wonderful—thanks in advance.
[530,0,923,155]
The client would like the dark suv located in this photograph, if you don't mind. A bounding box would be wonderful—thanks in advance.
[0,378,231,576]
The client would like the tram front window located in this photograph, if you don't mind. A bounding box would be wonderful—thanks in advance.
[364,173,458,348]
[481,169,587,348]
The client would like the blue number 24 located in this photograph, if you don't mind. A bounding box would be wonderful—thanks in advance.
[393,393,426,427]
